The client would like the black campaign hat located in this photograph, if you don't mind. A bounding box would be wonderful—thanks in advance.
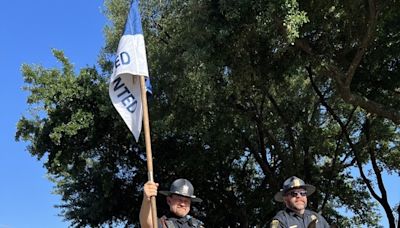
[159,179,202,203]
[274,176,316,202]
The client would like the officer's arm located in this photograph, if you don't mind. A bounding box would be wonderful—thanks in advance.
[312,212,331,228]
[139,181,159,228]
[317,213,331,228]
[321,216,331,228]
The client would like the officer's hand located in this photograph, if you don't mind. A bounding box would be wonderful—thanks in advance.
[143,181,159,200]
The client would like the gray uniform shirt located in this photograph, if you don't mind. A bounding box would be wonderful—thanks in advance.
[158,214,204,228]
[270,208,330,228]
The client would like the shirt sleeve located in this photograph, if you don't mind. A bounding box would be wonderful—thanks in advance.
[316,213,330,228]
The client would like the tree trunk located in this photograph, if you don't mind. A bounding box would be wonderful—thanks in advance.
[397,205,400,228]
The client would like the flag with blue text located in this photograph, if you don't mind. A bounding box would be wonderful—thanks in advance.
[109,0,149,141]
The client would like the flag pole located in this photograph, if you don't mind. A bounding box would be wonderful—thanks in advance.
[139,76,158,228]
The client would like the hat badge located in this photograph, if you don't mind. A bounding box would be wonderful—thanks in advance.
[293,178,301,187]
[181,184,189,195]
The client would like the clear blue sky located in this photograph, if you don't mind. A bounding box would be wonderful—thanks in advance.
[0,1,106,227]
[0,1,399,228]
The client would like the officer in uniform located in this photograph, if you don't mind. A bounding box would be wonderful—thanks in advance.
[270,176,330,228]
[140,178,204,228]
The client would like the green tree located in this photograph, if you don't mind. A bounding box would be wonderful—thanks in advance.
[16,50,150,227]
[137,0,399,226]
[16,0,399,227]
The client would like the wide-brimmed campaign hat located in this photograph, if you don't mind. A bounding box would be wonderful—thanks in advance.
[159,178,202,203]
[274,176,316,202]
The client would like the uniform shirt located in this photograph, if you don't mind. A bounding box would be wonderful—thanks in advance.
[158,214,204,228]
[270,208,330,228]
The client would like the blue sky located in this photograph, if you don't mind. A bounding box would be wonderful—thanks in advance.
[0,1,106,227]
[0,1,399,228]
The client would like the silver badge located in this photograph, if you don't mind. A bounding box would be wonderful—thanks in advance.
[182,184,189,195]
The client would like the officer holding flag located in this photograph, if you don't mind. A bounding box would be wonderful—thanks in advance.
[140,179,204,228]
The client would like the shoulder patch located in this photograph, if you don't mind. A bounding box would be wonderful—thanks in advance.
[270,219,280,228]
[311,214,317,221]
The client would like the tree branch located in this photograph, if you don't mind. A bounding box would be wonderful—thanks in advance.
[345,0,377,87]
[292,0,400,124]
[328,67,400,125]
[364,118,396,227]
[242,134,278,189]
[306,65,381,210]
[266,92,298,155]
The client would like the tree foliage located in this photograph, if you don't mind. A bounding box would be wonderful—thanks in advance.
[16,0,400,227]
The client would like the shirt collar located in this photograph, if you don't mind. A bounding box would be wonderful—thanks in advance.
[285,208,312,217]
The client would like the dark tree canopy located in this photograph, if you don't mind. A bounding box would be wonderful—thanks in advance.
[16,0,399,227]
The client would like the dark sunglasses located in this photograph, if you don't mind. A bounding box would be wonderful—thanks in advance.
[287,190,307,197]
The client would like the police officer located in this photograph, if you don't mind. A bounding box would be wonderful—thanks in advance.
[140,178,204,228]
[270,176,330,228]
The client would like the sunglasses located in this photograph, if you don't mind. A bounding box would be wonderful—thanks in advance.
[286,190,307,197]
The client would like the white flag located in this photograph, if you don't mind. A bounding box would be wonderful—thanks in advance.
[109,0,149,141]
